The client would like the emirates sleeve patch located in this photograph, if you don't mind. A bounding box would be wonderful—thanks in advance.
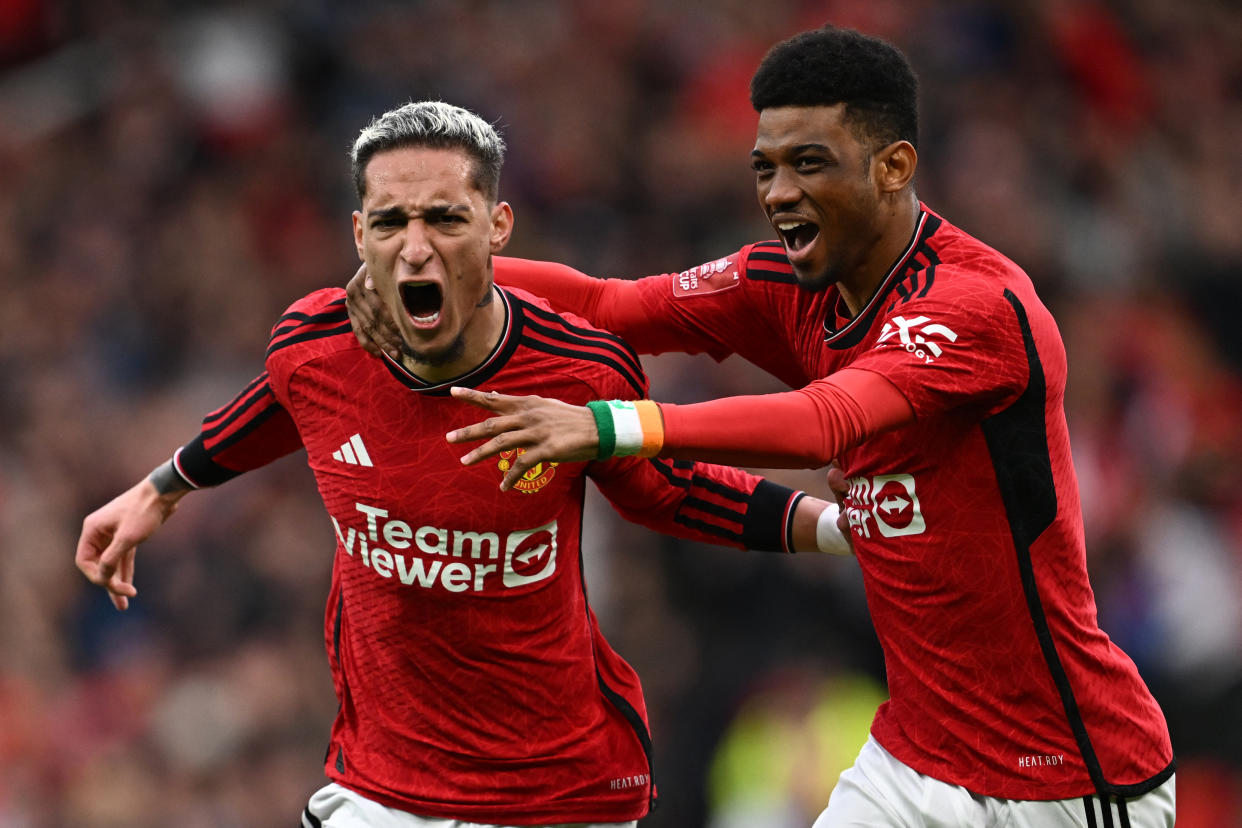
[672,254,741,298]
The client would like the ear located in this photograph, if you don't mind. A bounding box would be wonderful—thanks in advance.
[874,140,917,194]
[352,210,365,260]
[489,202,514,253]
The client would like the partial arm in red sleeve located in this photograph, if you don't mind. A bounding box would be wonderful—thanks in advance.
[173,372,304,487]
[657,368,915,468]
[495,257,689,354]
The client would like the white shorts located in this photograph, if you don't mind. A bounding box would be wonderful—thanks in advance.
[301,782,639,828]
[812,736,1176,828]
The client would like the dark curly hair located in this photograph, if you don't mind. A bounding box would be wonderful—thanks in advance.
[750,26,918,150]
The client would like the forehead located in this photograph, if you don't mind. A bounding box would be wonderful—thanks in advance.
[753,104,856,154]
[362,146,483,207]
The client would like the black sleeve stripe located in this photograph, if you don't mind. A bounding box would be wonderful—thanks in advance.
[202,382,273,439]
[682,495,746,524]
[268,299,350,352]
[519,338,646,398]
[641,460,799,552]
[207,402,285,454]
[202,374,271,432]
[644,458,751,502]
[266,322,354,357]
[741,479,799,552]
[645,458,689,489]
[690,473,750,502]
[674,514,741,544]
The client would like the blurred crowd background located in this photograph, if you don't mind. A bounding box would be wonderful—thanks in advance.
[2,0,1241,825]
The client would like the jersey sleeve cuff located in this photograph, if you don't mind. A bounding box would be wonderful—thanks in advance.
[174,436,243,488]
[741,480,805,554]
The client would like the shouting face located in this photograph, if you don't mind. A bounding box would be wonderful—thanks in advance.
[752,104,898,297]
[353,145,513,380]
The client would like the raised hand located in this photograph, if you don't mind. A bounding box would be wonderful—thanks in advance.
[446,387,600,490]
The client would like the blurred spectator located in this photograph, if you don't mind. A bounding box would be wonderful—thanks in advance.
[2,1,1240,825]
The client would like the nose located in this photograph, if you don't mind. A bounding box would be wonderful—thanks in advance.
[400,221,433,269]
[762,166,801,211]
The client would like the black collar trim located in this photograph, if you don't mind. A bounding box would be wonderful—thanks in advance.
[823,210,941,350]
[380,287,521,396]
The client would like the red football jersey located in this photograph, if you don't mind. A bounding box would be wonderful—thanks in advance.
[173,286,804,823]
[495,208,1174,801]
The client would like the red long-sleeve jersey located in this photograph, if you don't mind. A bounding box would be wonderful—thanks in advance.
[494,206,1174,802]
[172,286,805,824]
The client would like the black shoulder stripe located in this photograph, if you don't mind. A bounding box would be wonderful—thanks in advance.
[519,337,645,398]
[514,297,640,364]
[745,244,798,284]
[271,305,348,339]
[746,268,799,284]
[519,301,644,379]
[276,302,348,326]
[919,212,944,242]
[266,322,354,357]
[270,299,350,345]
[748,250,791,264]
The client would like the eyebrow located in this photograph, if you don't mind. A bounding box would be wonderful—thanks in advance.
[752,142,834,158]
[366,206,407,221]
[366,204,471,221]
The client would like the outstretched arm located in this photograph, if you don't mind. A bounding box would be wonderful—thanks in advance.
[446,368,914,488]
[75,461,193,610]
[346,258,711,359]
[587,446,850,556]
[76,370,303,609]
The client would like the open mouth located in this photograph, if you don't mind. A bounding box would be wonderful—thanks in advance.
[400,282,443,324]
[777,220,820,254]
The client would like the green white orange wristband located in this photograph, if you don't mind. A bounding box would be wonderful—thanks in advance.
[586,400,665,460]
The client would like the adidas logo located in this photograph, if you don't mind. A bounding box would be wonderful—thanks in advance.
[332,433,373,467]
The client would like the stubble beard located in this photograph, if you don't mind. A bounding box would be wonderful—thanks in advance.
[398,284,495,369]
[795,266,837,294]
[401,336,466,368]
